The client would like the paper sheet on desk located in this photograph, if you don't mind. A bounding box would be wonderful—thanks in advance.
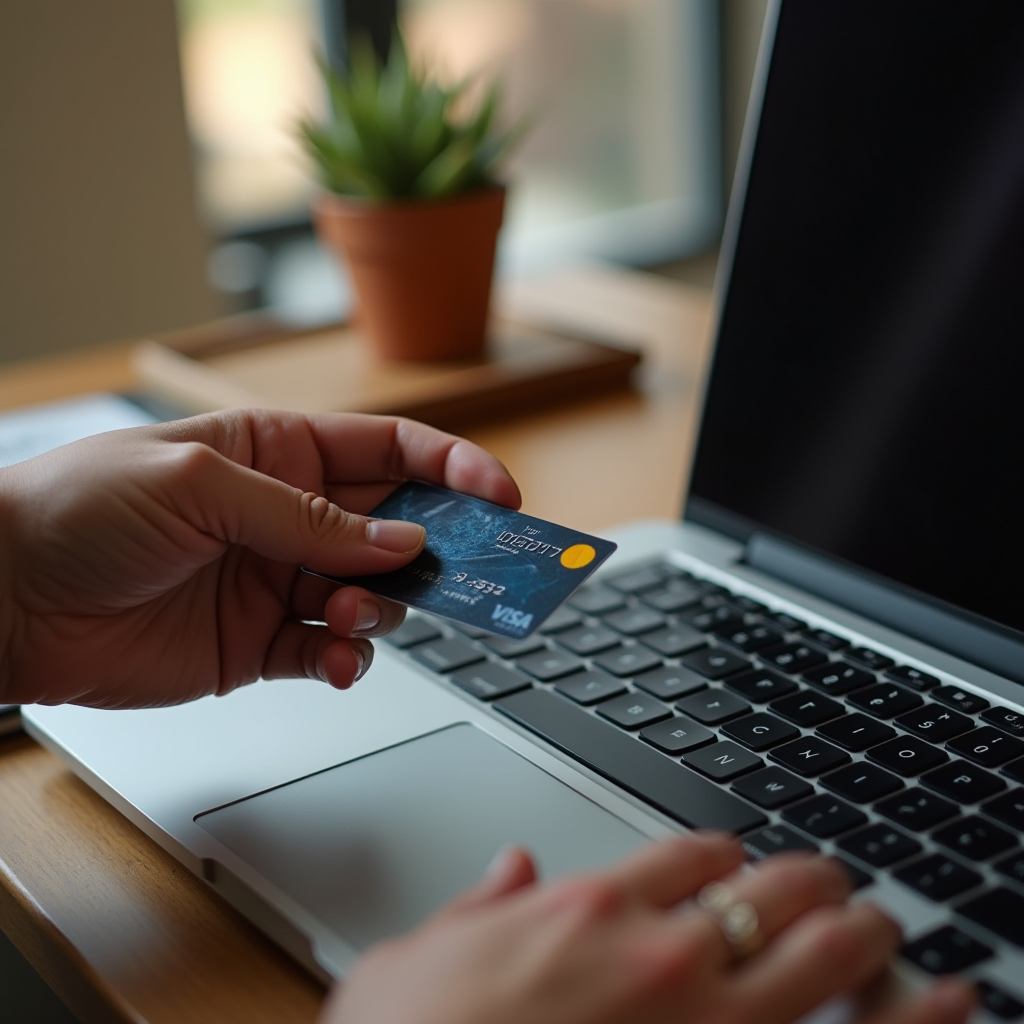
[0,393,157,468]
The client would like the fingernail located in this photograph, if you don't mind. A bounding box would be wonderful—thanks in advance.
[485,845,516,880]
[352,646,372,682]
[366,519,426,553]
[354,599,381,634]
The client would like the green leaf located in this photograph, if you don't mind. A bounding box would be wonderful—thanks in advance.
[412,140,478,198]
[466,81,499,145]
[299,26,530,201]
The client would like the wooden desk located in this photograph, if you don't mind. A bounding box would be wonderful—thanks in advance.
[0,266,713,1024]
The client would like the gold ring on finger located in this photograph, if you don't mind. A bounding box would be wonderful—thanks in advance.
[697,881,764,960]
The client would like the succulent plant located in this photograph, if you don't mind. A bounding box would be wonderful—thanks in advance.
[300,31,524,201]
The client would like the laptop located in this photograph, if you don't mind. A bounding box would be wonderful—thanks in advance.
[24,0,1024,1017]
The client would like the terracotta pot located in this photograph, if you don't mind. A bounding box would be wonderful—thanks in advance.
[314,186,506,362]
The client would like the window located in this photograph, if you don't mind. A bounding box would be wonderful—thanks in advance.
[176,0,720,316]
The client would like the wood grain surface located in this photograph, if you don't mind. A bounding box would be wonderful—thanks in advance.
[134,317,642,431]
[0,266,713,1023]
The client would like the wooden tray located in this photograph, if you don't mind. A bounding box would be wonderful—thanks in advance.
[133,315,642,431]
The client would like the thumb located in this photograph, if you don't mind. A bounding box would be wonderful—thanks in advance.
[437,847,537,919]
[179,444,426,574]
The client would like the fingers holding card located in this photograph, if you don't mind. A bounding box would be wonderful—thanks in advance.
[304,483,617,638]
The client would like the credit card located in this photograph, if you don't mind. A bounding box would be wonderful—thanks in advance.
[304,482,616,638]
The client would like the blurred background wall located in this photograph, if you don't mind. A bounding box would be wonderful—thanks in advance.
[0,0,769,363]
[0,2,221,364]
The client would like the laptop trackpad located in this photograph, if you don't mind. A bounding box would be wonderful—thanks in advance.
[195,722,648,949]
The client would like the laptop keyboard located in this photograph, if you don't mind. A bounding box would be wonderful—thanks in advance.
[385,559,1024,1017]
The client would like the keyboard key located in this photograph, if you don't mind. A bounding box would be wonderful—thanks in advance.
[731,766,813,809]
[517,648,586,681]
[847,683,923,719]
[957,887,1024,949]
[633,665,707,702]
[1005,757,1024,784]
[816,713,896,751]
[450,662,532,701]
[976,980,1024,1021]
[593,645,663,678]
[982,790,1024,832]
[693,582,730,597]
[845,647,895,672]
[731,595,769,614]
[866,736,949,777]
[676,688,751,725]
[921,760,1006,804]
[834,858,874,890]
[495,688,767,833]
[682,741,763,781]
[837,823,921,867]
[742,824,818,859]
[387,616,441,648]
[683,604,742,632]
[679,647,750,680]
[554,671,626,706]
[569,586,625,615]
[783,794,866,838]
[640,624,706,657]
[894,703,973,743]
[803,661,874,696]
[994,850,1024,885]
[715,622,785,653]
[875,788,958,832]
[724,668,797,703]
[948,727,1024,769]
[759,641,828,675]
[481,634,546,658]
[982,706,1024,739]
[769,736,850,777]
[767,611,806,632]
[885,665,940,691]
[932,684,990,715]
[640,580,706,613]
[602,606,666,636]
[902,924,992,974]
[597,693,672,730]
[822,762,903,803]
[557,625,622,657]
[411,638,485,673]
[452,624,490,639]
[728,620,780,648]
[720,712,800,751]
[800,628,849,652]
[537,604,583,634]
[606,565,665,594]
[770,690,845,727]
[639,715,715,754]
[894,853,982,902]
[932,815,1017,861]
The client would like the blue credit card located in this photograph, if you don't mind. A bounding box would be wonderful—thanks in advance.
[304,482,617,638]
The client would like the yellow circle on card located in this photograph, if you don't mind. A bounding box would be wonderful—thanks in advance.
[560,544,596,569]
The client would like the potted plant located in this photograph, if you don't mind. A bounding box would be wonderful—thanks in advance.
[300,34,525,362]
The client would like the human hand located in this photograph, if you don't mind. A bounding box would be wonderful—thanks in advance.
[0,409,519,708]
[322,834,974,1024]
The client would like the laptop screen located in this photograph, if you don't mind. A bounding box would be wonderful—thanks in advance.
[688,1,1024,644]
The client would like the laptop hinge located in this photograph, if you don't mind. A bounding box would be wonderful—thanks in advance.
[745,532,1024,686]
